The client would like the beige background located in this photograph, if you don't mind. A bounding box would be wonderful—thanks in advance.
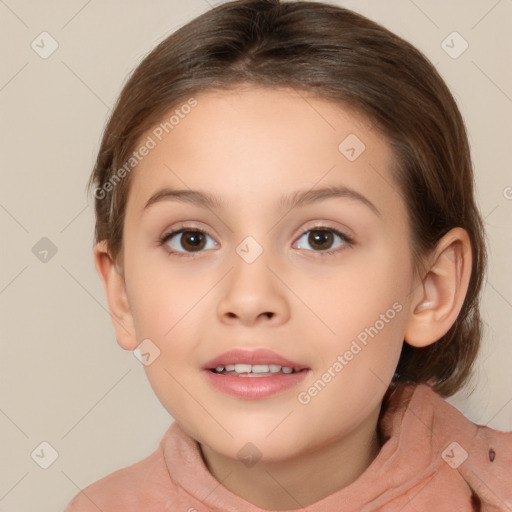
[0,1,511,511]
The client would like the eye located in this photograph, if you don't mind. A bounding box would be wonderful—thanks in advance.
[160,228,218,256]
[159,225,353,258]
[294,227,353,255]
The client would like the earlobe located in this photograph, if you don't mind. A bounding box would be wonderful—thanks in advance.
[93,241,139,351]
[404,227,472,348]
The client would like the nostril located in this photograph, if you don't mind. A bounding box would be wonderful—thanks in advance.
[489,448,496,462]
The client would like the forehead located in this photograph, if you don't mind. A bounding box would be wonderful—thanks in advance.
[125,86,402,220]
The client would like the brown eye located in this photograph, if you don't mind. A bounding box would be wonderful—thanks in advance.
[161,229,217,255]
[295,227,352,254]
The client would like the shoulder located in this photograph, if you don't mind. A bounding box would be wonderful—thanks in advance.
[456,423,512,508]
[63,440,178,512]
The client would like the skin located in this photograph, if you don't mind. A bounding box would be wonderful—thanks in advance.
[94,86,472,510]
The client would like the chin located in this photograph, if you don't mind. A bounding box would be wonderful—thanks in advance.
[213,426,310,462]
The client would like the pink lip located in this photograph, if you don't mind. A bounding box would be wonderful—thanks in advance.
[201,348,308,370]
[203,368,310,400]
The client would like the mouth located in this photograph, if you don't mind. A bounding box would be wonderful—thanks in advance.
[202,348,310,377]
[201,348,310,399]
[208,363,307,377]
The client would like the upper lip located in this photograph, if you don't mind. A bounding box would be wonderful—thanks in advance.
[202,348,309,370]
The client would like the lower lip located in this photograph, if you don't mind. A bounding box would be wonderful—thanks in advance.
[202,369,310,400]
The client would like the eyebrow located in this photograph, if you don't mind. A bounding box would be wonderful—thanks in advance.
[143,185,381,218]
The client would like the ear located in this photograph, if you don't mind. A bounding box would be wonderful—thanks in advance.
[93,241,139,351]
[404,227,472,348]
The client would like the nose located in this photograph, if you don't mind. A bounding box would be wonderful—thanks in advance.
[216,251,290,327]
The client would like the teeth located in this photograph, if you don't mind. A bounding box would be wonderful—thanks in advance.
[213,363,300,374]
[251,364,269,373]
[234,364,252,373]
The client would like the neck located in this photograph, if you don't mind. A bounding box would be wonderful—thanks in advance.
[199,403,383,510]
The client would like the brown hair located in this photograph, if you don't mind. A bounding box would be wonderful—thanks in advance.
[87,0,487,397]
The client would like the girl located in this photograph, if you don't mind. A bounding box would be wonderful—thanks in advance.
[65,0,512,510]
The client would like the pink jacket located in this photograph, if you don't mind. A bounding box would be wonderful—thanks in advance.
[64,383,512,511]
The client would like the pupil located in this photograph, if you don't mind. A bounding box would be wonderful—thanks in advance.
[309,230,332,250]
[182,231,205,251]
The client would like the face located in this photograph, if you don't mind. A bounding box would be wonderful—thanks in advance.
[119,86,417,462]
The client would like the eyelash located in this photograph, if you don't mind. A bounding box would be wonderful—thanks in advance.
[158,225,354,258]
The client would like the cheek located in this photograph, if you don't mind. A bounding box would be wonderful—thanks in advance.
[307,249,410,391]
[316,247,411,332]
[125,250,212,340]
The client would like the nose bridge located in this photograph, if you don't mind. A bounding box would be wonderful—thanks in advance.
[230,233,276,300]
[216,233,289,324]
[235,234,267,267]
